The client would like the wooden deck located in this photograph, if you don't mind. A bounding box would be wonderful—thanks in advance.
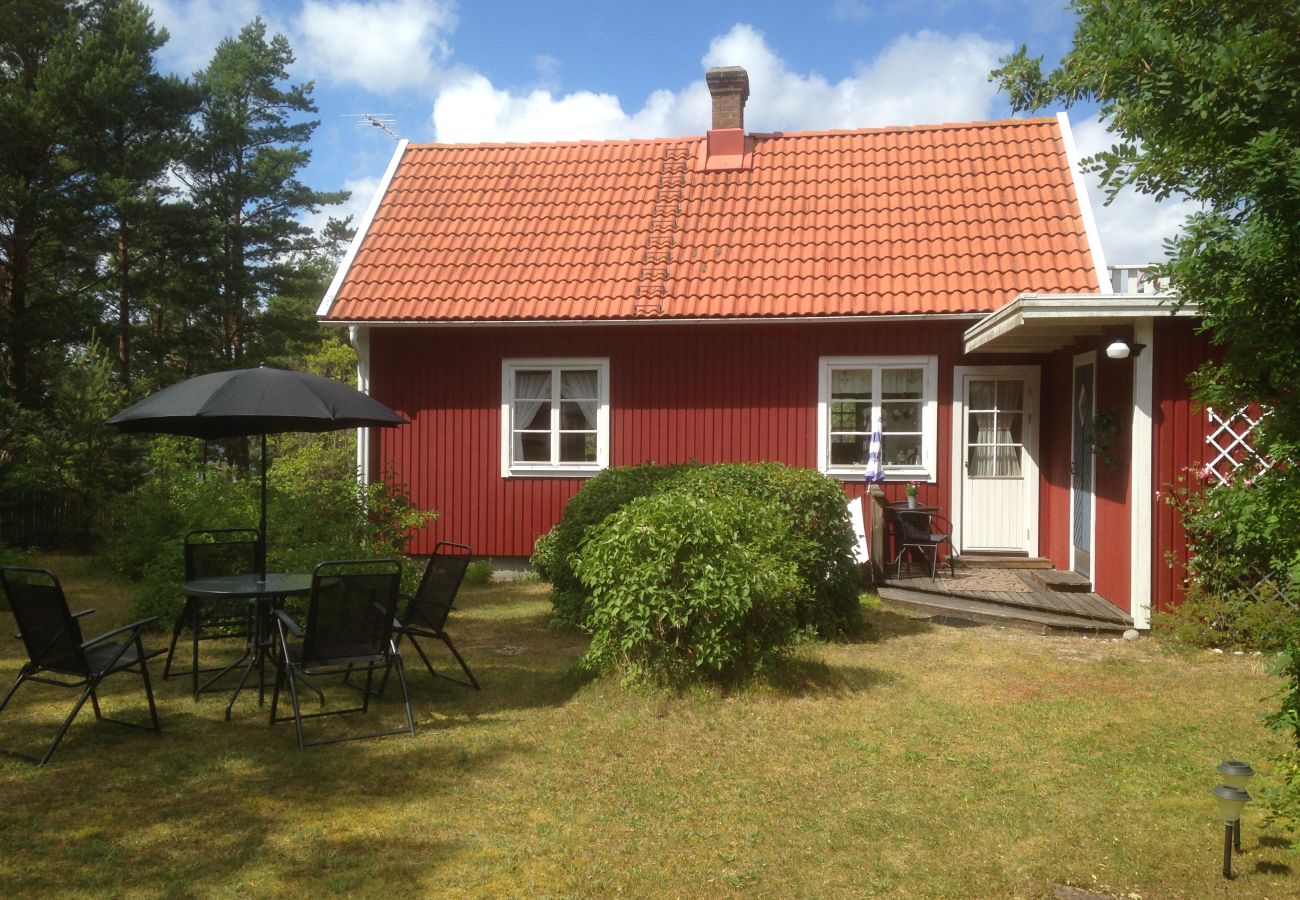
[877,565,1134,635]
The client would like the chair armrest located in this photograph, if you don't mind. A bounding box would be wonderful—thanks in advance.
[71,608,95,619]
[274,609,304,638]
[81,617,158,648]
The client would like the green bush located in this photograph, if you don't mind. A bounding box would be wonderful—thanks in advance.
[575,486,804,686]
[464,559,494,584]
[1158,466,1300,650]
[536,462,690,626]
[102,435,436,626]
[536,461,863,638]
[1153,582,1297,652]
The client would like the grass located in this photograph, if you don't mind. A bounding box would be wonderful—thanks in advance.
[0,553,1295,898]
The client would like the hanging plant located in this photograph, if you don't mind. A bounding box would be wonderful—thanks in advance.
[1086,409,1124,470]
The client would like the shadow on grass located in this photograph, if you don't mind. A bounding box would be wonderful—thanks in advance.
[862,606,935,642]
[764,659,896,698]
[1253,860,1293,876]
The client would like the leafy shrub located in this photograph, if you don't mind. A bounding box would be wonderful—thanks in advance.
[671,464,863,637]
[1158,466,1300,650]
[530,528,557,580]
[1153,582,1296,652]
[537,461,863,638]
[1262,631,1300,849]
[575,486,804,686]
[102,435,436,626]
[537,462,690,626]
[464,559,494,584]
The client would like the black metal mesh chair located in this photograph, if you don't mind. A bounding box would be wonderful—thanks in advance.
[0,567,162,765]
[388,541,478,692]
[163,528,260,697]
[269,559,414,751]
[891,509,957,579]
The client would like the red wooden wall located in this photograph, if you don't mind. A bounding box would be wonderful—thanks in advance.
[366,320,989,557]
[1152,319,1215,612]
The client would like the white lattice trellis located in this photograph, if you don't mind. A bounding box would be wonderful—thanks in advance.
[1198,406,1295,609]
[1204,405,1271,484]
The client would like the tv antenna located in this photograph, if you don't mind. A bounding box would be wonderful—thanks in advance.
[345,113,400,140]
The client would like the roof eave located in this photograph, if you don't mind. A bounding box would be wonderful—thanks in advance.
[963,292,1197,354]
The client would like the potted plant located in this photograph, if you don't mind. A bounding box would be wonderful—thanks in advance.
[905,481,921,508]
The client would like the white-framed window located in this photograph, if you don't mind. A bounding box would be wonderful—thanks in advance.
[817,355,939,481]
[501,358,610,477]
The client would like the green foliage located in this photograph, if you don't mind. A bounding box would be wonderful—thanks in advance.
[1153,583,1295,652]
[463,559,494,585]
[992,0,1300,462]
[536,462,690,626]
[1155,468,1300,650]
[1261,634,1300,849]
[537,462,863,640]
[102,434,435,625]
[575,487,805,686]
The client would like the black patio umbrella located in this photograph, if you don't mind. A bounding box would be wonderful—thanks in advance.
[107,366,408,579]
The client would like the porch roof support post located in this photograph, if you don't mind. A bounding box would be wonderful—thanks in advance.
[352,324,373,489]
[1130,317,1154,629]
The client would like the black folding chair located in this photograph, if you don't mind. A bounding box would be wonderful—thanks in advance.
[0,567,162,766]
[891,509,957,579]
[163,528,260,698]
[269,559,415,751]
[386,541,479,692]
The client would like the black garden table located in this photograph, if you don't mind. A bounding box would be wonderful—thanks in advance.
[181,573,312,720]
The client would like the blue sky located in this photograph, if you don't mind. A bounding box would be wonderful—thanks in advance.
[142,0,1189,265]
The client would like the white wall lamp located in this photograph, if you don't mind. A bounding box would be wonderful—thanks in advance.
[1212,759,1255,878]
[1105,340,1146,360]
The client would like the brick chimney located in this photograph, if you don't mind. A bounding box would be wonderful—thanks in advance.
[703,66,750,171]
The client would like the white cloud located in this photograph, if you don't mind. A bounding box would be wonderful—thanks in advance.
[1070,113,1193,266]
[145,0,264,75]
[431,24,1009,143]
[294,0,457,94]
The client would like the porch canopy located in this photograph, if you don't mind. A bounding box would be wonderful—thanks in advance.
[962,293,1196,354]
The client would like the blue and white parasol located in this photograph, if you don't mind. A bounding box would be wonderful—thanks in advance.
[863,409,885,484]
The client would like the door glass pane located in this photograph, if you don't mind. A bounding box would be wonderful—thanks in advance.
[996,445,1023,477]
[831,368,873,399]
[830,435,865,466]
[968,412,995,443]
[968,445,996,477]
[968,379,995,409]
[883,434,921,467]
[882,368,922,399]
[1001,413,1023,445]
[997,380,1023,411]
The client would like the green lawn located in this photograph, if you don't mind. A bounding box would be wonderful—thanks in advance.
[0,554,1294,898]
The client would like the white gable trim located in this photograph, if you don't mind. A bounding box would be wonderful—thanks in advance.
[1057,112,1110,291]
[316,139,409,319]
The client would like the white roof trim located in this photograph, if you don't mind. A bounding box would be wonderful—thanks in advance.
[316,139,409,319]
[1057,112,1110,291]
[319,312,989,328]
[963,292,1196,354]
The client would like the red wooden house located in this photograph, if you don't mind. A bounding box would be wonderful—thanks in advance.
[318,66,1215,630]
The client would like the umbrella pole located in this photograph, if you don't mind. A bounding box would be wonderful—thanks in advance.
[259,432,268,581]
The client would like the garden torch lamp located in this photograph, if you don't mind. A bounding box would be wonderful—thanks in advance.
[1217,760,1255,852]
[1212,783,1251,878]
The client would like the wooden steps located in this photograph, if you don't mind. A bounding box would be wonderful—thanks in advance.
[1030,569,1093,593]
[958,555,1052,570]
[878,585,1131,636]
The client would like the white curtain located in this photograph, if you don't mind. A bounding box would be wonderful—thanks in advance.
[996,414,1022,476]
[969,412,997,476]
[561,369,599,428]
[512,371,551,460]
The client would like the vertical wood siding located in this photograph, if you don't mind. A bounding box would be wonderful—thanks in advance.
[1152,319,1215,612]
[367,321,974,557]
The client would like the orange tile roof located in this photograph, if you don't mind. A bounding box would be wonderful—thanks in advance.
[322,118,1101,322]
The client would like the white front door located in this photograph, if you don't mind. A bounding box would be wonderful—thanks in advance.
[954,367,1039,554]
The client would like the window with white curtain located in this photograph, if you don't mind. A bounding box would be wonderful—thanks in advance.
[501,359,609,476]
[817,356,938,481]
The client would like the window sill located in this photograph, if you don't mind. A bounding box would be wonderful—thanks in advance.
[824,468,935,483]
[504,466,606,479]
